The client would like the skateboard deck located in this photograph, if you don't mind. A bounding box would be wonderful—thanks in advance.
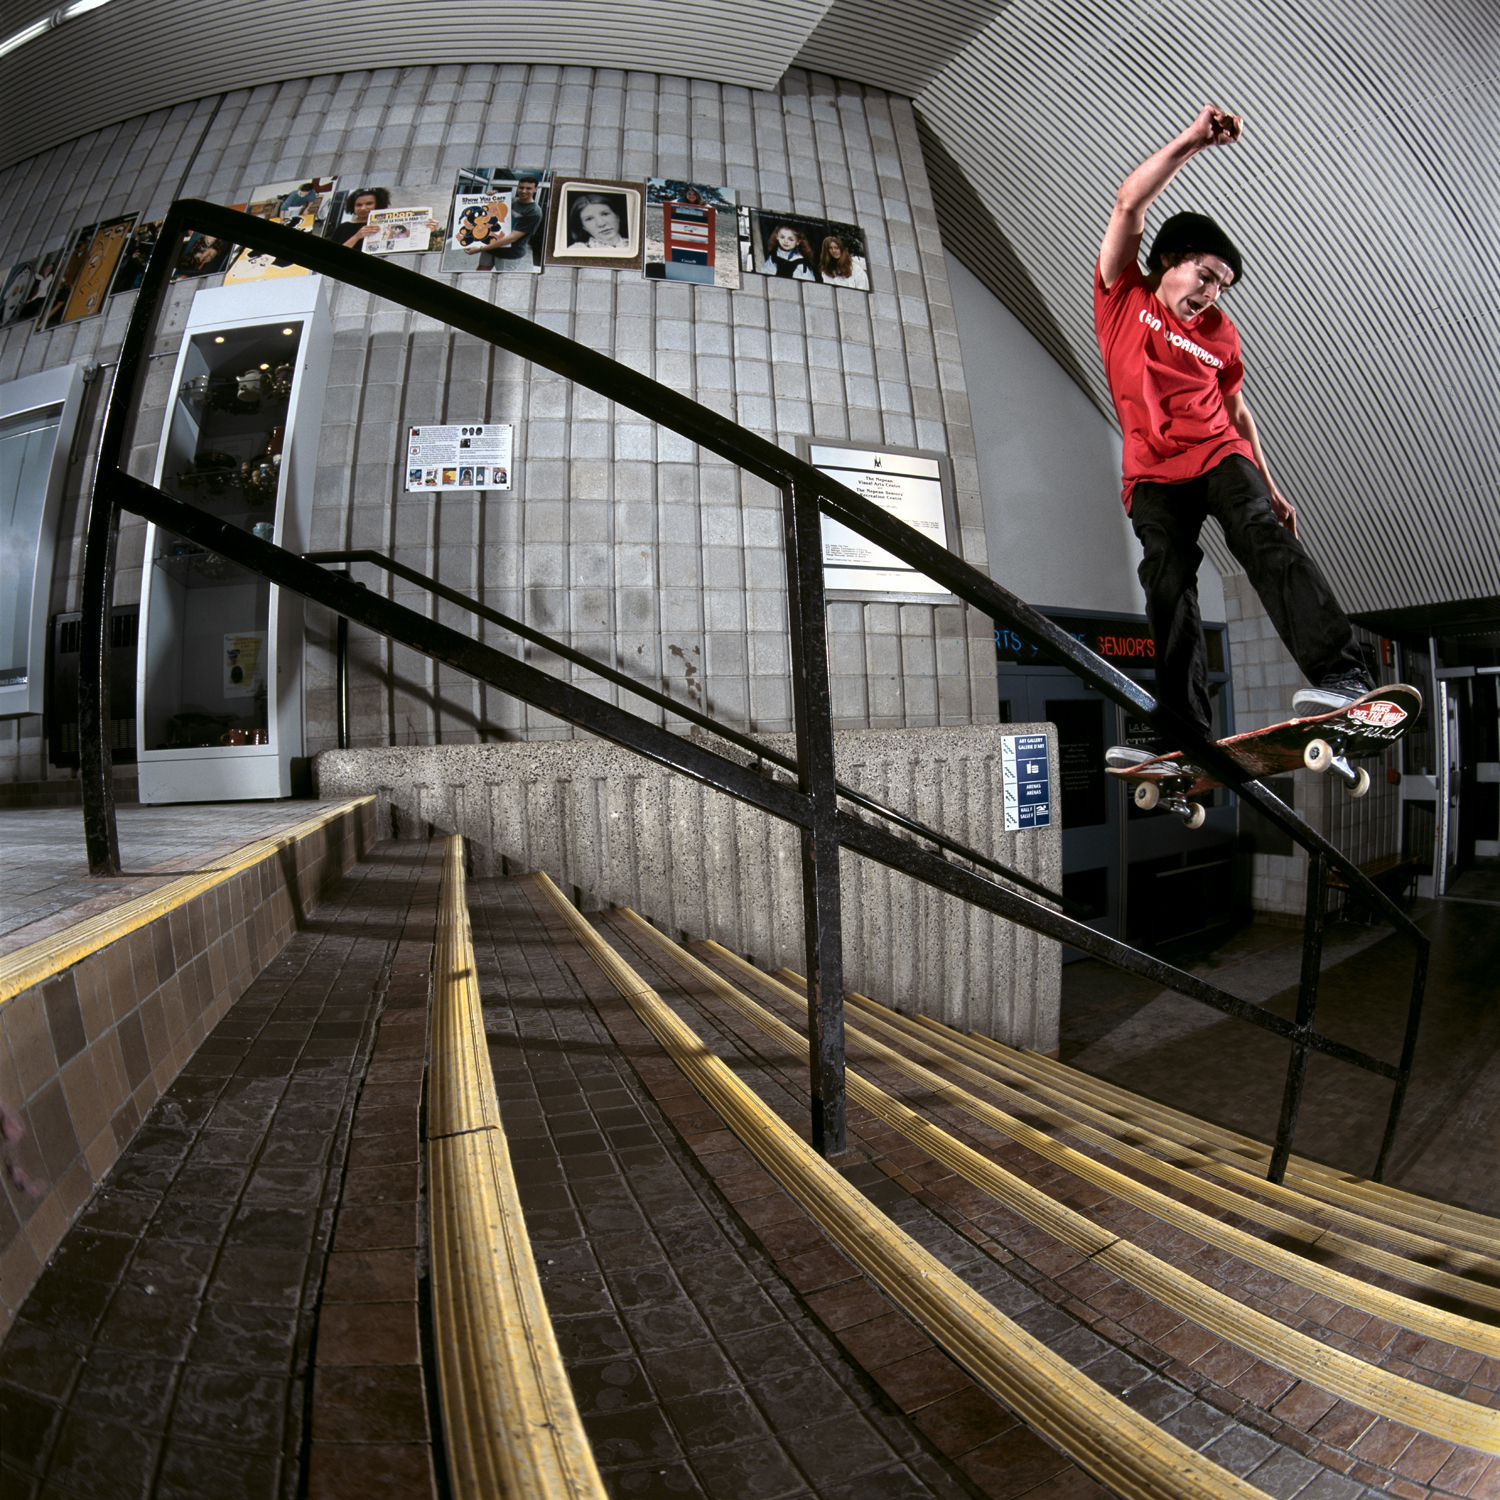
[1106,685,1423,827]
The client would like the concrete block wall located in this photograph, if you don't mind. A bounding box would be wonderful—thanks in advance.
[1223,574,1402,917]
[314,725,1063,1050]
[0,64,998,786]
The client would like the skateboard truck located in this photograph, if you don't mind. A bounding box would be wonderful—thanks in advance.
[1130,780,1207,828]
[1302,738,1371,797]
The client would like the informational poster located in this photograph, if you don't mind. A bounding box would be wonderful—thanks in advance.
[1001,734,1052,831]
[223,633,266,698]
[404,424,513,492]
[809,444,951,597]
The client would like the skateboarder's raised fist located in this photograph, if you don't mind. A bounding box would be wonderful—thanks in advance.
[1188,105,1243,148]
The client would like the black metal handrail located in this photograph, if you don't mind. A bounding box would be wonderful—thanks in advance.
[303,547,1086,917]
[78,200,1430,1180]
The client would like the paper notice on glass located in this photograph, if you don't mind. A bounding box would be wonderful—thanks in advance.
[809,446,949,595]
[404,424,513,492]
[223,632,266,699]
[365,207,436,253]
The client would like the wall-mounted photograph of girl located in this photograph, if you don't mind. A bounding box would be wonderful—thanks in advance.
[817,223,870,290]
[545,177,644,271]
[738,208,871,292]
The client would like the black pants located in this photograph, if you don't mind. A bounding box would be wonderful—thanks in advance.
[1130,455,1363,736]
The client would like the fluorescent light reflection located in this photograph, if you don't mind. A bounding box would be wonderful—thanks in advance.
[0,0,115,60]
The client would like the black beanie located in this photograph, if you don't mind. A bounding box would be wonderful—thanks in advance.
[1147,212,1244,284]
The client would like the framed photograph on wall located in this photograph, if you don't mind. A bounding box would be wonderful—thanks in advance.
[644,180,739,288]
[738,208,870,290]
[544,177,644,271]
[440,167,552,275]
[38,214,138,331]
[0,262,37,327]
[222,174,337,284]
[797,437,959,602]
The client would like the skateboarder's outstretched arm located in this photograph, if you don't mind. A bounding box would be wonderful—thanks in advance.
[1098,105,1242,289]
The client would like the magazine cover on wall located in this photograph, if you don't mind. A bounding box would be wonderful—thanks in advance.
[544,177,644,271]
[38,214,138,331]
[643,180,739,288]
[325,186,442,254]
[0,263,36,327]
[222,175,338,283]
[439,168,552,274]
[738,208,870,290]
[110,219,161,295]
[174,207,246,283]
[13,239,65,324]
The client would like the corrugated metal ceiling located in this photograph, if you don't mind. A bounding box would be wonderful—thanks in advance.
[0,0,1494,615]
[0,0,835,164]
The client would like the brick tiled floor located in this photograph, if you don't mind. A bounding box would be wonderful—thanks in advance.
[584,911,1500,1500]
[475,876,982,1500]
[0,842,437,1500]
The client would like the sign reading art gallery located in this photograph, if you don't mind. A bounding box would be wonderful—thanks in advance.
[404,424,513,492]
[803,442,958,600]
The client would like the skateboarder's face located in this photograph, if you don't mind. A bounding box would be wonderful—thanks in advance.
[1155,253,1235,324]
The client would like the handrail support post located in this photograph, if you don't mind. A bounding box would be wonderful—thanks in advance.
[784,479,846,1157]
[1268,850,1328,1184]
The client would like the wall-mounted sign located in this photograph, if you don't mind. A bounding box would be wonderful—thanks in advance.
[1001,733,1052,831]
[994,614,1224,672]
[804,442,958,600]
[404,424,513,492]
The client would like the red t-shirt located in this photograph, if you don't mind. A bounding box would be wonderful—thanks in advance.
[1094,261,1255,509]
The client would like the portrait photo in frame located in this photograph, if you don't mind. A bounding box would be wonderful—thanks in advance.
[644,179,739,288]
[544,177,644,271]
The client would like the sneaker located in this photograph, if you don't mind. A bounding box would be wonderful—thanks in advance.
[1106,744,1164,770]
[1292,672,1375,717]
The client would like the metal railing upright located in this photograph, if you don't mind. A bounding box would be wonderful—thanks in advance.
[79,201,1431,1179]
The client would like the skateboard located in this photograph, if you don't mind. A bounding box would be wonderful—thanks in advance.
[1105,686,1423,828]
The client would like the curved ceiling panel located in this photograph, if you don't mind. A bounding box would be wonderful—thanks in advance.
[910,0,1500,612]
[0,0,834,167]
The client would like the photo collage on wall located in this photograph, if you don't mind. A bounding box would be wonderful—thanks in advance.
[0,156,871,339]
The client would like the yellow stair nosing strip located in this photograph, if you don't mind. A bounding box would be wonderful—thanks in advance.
[737,952,1500,1340]
[930,1020,1500,1264]
[654,935,1500,1453]
[1006,1040,1500,1245]
[429,841,606,1500]
[536,880,1276,1500]
[0,795,377,1007]
[775,971,1500,1287]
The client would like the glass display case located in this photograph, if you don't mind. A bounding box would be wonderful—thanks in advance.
[137,278,331,803]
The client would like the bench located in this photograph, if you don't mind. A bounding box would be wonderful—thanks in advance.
[1326,852,1423,920]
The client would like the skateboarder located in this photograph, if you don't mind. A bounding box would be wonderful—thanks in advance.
[1095,105,1372,767]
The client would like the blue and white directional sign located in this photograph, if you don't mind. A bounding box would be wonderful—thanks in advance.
[1001,733,1052,831]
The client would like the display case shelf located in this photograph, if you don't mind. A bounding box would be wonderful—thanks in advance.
[136,278,331,804]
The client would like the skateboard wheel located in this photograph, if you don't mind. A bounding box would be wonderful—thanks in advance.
[1133,781,1160,810]
[1183,802,1207,830]
[1304,738,1332,772]
[1350,767,1371,798]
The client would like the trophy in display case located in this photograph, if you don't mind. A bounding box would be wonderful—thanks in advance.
[137,278,332,804]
